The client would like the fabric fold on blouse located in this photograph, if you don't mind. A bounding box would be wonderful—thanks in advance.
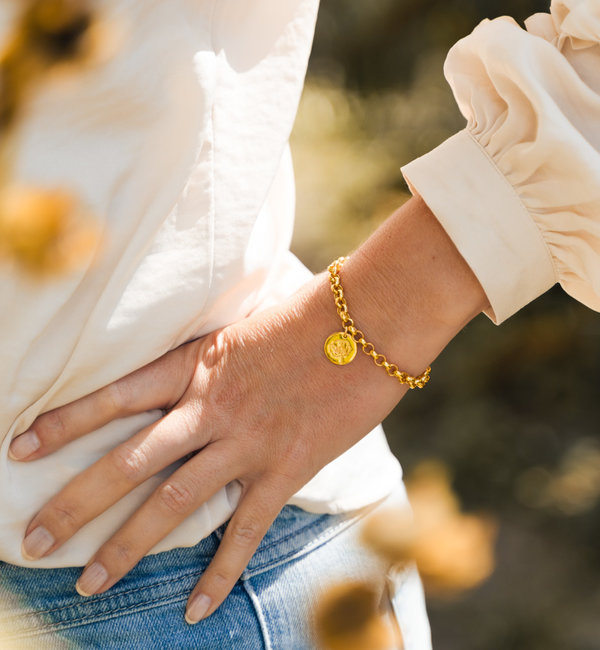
[0,0,403,568]
[402,0,600,324]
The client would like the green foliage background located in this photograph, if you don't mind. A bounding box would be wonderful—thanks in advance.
[291,2,600,648]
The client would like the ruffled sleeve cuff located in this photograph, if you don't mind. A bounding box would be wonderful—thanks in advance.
[402,130,556,324]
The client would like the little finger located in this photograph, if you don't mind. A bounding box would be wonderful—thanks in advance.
[9,341,197,462]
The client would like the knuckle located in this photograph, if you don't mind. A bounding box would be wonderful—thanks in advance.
[157,481,196,515]
[278,438,313,480]
[228,520,261,548]
[177,405,200,439]
[37,408,67,441]
[202,334,246,416]
[180,340,201,381]
[207,380,245,416]
[210,569,232,589]
[106,539,135,570]
[103,379,133,416]
[110,444,149,483]
[48,499,79,532]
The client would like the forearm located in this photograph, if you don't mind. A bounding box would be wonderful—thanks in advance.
[299,194,489,410]
[345,194,488,366]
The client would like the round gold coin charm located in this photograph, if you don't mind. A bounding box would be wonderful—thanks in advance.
[324,332,357,365]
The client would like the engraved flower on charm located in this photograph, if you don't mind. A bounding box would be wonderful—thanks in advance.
[324,332,357,365]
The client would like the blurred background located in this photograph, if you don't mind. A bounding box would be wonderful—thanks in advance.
[290,1,600,649]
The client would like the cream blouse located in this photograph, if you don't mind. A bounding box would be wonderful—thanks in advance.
[0,0,402,568]
[403,0,600,324]
[1,0,598,568]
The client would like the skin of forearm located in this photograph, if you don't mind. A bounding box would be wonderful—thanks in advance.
[288,194,490,423]
[343,194,489,371]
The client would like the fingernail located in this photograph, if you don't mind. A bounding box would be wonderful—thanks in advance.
[185,593,211,625]
[9,431,41,460]
[76,562,108,597]
[22,526,55,560]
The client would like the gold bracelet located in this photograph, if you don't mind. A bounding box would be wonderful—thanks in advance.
[324,256,431,389]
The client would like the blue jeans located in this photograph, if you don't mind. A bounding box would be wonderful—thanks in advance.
[0,495,431,649]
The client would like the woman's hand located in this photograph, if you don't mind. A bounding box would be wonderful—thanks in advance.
[9,275,406,624]
[8,196,487,623]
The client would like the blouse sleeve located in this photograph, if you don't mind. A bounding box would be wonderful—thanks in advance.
[401,0,600,324]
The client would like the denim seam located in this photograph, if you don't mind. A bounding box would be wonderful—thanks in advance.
[3,591,190,640]
[4,505,381,639]
[206,509,368,563]
[383,583,406,650]
[242,579,272,650]
[216,513,332,553]
[6,566,205,621]
[248,514,332,553]
[4,513,359,627]
[243,506,376,578]
[385,566,410,649]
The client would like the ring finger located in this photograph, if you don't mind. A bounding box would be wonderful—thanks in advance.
[74,443,244,597]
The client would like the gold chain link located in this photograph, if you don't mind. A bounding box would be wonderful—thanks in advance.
[326,256,431,389]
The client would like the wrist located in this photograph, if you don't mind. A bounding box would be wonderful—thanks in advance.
[316,195,488,382]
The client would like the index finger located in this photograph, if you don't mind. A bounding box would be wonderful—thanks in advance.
[186,475,292,624]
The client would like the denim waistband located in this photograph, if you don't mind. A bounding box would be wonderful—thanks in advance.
[0,504,375,642]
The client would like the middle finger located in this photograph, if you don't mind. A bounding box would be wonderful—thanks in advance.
[75,443,243,597]
[21,407,205,561]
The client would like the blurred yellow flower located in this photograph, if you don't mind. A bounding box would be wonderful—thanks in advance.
[361,461,497,596]
[0,185,99,277]
[0,30,40,130]
[411,511,497,595]
[517,438,600,515]
[24,0,92,55]
[313,580,400,650]
[1,0,115,132]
